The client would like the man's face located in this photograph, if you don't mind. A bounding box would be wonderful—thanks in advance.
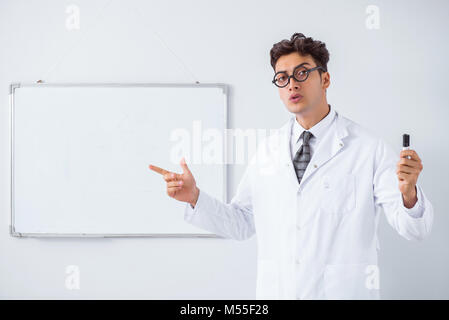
[274,52,329,115]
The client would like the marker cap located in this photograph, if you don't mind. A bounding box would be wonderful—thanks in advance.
[403,134,410,148]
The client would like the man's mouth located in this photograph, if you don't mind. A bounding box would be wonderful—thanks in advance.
[289,93,303,102]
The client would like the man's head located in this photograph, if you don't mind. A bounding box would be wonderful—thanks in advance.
[270,33,330,116]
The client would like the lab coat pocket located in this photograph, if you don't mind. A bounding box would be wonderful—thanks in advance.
[323,263,380,300]
[320,173,356,217]
[256,259,279,300]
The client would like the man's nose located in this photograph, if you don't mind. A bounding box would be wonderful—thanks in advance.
[287,77,301,90]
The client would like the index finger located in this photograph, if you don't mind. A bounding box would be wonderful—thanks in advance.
[400,149,421,162]
[148,164,169,176]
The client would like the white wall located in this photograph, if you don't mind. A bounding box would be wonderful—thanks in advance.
[1,0,448,299]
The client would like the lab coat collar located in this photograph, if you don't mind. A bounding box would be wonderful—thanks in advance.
[279,107,349,191]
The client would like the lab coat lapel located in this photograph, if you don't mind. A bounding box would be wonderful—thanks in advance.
[278,117,301,190]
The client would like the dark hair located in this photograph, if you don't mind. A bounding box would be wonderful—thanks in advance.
[270,33,330,74]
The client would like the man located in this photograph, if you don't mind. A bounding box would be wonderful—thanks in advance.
[149,33,434,299]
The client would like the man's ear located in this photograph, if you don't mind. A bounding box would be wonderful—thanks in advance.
[322,72,330,90]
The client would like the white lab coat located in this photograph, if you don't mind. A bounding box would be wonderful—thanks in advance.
[184,109,434,299]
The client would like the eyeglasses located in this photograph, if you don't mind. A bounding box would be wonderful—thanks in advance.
[272,65,324,88]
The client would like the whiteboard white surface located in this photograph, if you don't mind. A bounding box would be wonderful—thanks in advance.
[10,83,227,237]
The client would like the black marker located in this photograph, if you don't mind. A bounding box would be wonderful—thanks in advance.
[402,134,412,159]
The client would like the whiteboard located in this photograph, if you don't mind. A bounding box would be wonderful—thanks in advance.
[10,83,228,237]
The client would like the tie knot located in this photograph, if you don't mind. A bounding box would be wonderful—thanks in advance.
[301,131,313,145]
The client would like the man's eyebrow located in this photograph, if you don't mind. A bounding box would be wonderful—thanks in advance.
[276,62,311,74]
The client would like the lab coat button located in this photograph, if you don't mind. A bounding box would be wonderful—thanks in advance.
[296,225,301,230]
[313,164,317,168]
[296,259,300,265]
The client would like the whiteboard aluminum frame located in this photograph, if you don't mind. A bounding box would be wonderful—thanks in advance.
[9,82,229,238]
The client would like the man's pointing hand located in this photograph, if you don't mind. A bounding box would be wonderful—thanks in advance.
[149,157,200,207]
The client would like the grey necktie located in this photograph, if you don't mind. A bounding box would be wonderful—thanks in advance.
[293,131,313,184]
